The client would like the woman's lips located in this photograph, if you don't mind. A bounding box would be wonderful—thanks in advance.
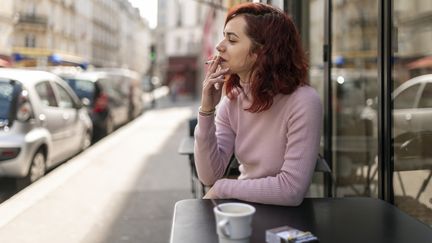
[204,56,227,65]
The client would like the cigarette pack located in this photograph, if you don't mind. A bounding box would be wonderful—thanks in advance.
[266,225,319,243]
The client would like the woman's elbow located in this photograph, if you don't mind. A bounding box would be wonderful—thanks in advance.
[279,194,304,206]
[290,196,304,206]
[279,187,306,206]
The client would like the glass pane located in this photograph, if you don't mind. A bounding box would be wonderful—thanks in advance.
[35,81,58,107]
[393,0,432,227]
[0,80,14,120]
[332,0,379,198]
[393,83,420,109]
[54,83,74,109]
[64,78,95,105]
[306,0,325,197]
[418,82,432,108]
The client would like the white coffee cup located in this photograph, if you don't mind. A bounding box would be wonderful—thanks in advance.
[213,203,256,243]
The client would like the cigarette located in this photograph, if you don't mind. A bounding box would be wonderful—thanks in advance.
[205,55,219,65]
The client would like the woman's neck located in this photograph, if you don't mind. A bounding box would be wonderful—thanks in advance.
[240,79,249,85]
[238,72,251,85]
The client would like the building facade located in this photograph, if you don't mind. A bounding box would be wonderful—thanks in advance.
[157,0,232,96]
[5,0,151,75]
[0,0,14,67]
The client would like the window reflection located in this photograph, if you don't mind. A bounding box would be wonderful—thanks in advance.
[393,0,432,227]
[331,0,379,198]
[419,82,432,108]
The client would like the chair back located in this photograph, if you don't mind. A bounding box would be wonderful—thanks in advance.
[188,118,197,137]
[315,154,331,173]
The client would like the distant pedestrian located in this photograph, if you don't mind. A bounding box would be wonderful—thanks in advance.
[194,3,322,206]
[169,73,185,102]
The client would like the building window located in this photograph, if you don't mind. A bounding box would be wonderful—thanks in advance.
[176,0,182,27]
[25,34,36,47]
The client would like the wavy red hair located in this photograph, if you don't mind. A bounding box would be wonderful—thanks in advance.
[224,3,309,112]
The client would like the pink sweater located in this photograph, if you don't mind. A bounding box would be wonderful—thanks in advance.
[194,85,322,206]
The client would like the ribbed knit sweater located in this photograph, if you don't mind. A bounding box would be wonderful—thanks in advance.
[194,85,323,206]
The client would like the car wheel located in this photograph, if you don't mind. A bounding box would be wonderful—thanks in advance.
[29,150,46,183]
[16,150,46,188]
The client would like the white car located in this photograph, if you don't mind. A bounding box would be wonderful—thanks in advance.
[393,74,432,137]
[392,74,432,159]
[0,69,92,186]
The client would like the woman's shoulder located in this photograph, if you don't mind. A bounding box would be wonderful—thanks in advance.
[277,85,323,120]
[294,85,319,97]
[288,85,321,105]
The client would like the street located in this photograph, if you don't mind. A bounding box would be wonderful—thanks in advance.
[0,96,198,243]
[0,178,16,203]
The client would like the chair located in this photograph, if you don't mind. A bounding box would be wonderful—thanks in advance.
[315,154,331,173]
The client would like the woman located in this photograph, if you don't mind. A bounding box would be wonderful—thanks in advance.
[194,2,322,206]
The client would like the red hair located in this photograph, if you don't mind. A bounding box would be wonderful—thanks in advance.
[224,3,309,112]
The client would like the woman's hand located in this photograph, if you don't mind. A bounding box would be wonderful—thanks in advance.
[201,56,230,112]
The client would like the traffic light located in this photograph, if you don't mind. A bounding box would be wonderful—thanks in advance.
[150,44,156,63]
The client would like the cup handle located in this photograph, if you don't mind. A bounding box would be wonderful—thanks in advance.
[217,219,230,238]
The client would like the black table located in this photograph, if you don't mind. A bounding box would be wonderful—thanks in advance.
[170,198,432,243]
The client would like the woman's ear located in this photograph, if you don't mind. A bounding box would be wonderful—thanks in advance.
[250,52,258,63]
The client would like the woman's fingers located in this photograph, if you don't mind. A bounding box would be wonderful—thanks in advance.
[206,76,226,90]
[209,67,229,79]
[203,67,229,91]
[205,56,221,78]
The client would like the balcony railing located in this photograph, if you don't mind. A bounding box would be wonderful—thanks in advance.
[17,13,48,26]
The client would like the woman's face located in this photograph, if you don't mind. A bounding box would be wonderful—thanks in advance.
[216,16,257,81]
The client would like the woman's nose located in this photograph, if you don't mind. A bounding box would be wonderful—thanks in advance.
[216,41,225,52]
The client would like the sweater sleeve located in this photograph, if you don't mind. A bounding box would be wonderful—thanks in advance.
[211,91,323,206]
[194,97,235,186]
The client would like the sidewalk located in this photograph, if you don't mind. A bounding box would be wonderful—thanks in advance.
[0,95,199,243]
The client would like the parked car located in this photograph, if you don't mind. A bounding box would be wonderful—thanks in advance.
[97,68,145,119]
[393,74,432,138]
[59,69,144,140]
[0,68,92,186]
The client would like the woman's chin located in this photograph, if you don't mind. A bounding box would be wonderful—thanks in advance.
[219,62,229,69]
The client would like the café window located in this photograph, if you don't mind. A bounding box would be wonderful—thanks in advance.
[330,0,379,198]
[392,0,432,226]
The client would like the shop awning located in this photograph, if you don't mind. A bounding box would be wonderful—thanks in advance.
[0,58,11,67]
[0,55,12,67]
[407,56,432,69]
[12,47,88,68]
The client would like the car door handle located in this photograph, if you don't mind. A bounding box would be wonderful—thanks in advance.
[405,113,412,121]
[63,114,70,120]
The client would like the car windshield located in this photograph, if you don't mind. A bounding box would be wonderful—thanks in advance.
[63,78,95,105]
[0,79,19,120]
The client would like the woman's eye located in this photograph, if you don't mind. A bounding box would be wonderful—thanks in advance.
[228,39,236,43]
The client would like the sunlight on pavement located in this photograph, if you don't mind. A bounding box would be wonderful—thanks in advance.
[0,106,193,242]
